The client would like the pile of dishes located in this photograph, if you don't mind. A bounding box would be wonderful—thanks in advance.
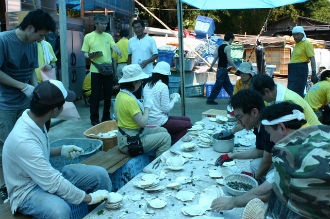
[181,142,197,152]
[105,192,123,210]
[197,132,213,147]
[187,124,204,136]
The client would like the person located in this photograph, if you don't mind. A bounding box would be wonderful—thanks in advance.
[81,14,122,126]
[233,61,256,95]
[112,29,129,81]
[0,9,56,201]
[211,102,310,218]
[206,32,237,105]
[262,104,330,219]
[115,64,171,157]
[304,69,330,125]
[35,39,57,82]
[2,80,112,218]
[128,19,158,99]
[143,61,192,145]
[215,89,274,182]
[250,74,321,126]
[288,26,317,97]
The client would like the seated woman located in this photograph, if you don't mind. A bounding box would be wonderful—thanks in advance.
[115,64,171,157]
[143,61,192,145]
[233,61,256,94]
[304,69,330,125]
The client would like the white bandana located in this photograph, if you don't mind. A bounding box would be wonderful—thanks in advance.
[261,110,305,125]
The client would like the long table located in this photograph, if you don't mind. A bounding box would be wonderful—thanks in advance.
[84,118,256,219]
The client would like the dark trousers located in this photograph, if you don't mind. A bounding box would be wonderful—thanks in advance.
[90,73,113,123]
[162,116,192,145]
[288,62,308,97]
[207,67,233,101]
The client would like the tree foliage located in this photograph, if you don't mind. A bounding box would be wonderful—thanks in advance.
[136,0,330,35]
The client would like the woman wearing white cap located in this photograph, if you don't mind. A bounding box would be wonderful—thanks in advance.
[233,62,256,95]
[115,64,171,157]
[288,26,317,97]
[143,61,192,145]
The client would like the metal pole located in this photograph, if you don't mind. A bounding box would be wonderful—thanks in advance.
[58,0,69,88]
[176,0,185,116]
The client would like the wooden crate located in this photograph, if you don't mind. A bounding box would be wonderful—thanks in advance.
[244,47,291,76]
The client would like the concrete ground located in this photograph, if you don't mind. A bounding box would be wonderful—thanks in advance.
[48,96,229,142]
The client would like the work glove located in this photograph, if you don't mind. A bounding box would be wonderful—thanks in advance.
[21,84,35,98]
[143,98,153,109]
[241,171,254,177]
[170,93,180,103]
[311,72,318,84]
[61,145,84,159]
[88,190,109,205]
[215,153,233,166]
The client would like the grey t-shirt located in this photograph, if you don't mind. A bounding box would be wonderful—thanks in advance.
[0,29,38,110]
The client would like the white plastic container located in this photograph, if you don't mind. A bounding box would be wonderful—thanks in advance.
[212,132,234,153]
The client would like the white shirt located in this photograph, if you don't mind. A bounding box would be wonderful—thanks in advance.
[2,110,85,213]
[143,80,175,126]
[128,34,158,75]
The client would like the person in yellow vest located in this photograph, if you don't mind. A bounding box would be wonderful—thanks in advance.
[288,26,317,97]
[233,62,256,95]
[304,69,330,125]
[251,74,320,126]
[35,39,57,82]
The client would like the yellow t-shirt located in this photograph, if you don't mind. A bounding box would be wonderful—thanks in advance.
[115,92,141,129]
[304,78,330,111]
[81,31,116,73]
[112,37,128,63]
[82,72,91,97]
[35,41,57,82]
[283,88,321,125]
[290,40,314,63]
[233,79,250,95]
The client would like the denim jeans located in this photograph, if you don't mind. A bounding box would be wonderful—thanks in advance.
[0,109,25,186]
[90,72,114,123]
[207,67,233,101]
[18,164,112,219]
[288,62,308,97]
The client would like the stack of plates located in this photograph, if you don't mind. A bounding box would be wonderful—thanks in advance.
[133,174,161,191]
[181,142,197,152]
[105,192,123,210]
[181,205,206,216]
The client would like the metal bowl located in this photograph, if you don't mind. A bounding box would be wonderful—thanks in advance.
[212,132,234,153]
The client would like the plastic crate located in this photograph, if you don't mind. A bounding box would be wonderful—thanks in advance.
[174,57,195,71]
[205,82,231,99]
[70,202,88,219]
[194,15,215,38]
[185,84,204,97]
[169,76,180,94]
[50,138,103,170]
[158,50,175,66]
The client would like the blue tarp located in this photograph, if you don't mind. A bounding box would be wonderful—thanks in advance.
[182,0,308,10]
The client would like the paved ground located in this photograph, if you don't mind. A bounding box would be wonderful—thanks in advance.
[48,96,229,142]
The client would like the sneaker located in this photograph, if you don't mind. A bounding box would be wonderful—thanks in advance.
[206,100,218,105]
[0,185,8,201]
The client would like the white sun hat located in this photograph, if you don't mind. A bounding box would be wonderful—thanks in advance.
[152,61,171,75]
[235,62,256,77]
[118,64,149,83]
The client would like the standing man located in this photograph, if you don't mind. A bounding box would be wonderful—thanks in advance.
[207,32,237,105]
[128,19,158,99]
[0,9,56,201]
[3,80,112,218]
[81,14,122,126]
[113,29,129,81]
[288,26,317,97]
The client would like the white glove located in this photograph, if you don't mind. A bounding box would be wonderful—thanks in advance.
[61,145,84,159]
[170,93,180,103]
[143,98,153,109]
[89,190,109,205]
[21,84,35,97]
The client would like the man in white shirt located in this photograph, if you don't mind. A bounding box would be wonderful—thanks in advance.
[128,19,158,98]
[2,80,112,218]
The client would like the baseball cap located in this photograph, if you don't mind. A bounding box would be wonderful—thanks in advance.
[33,80,76,105]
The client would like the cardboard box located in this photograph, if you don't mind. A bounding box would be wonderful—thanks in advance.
[202,109,227,118]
